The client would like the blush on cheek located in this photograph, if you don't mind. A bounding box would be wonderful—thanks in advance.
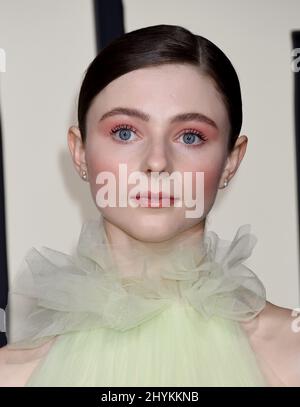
[187,162,223,214]
[204,166,224,207]
[87,155,134,210]
[204,165,223,189]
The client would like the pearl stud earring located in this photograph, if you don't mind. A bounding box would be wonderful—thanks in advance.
[81,169,88,181]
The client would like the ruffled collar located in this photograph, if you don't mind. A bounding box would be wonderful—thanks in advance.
[8,216,266,350]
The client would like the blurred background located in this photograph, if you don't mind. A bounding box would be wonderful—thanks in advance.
[0,0,299,344]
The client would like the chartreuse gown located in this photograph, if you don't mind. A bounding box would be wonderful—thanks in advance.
[6,214,269,386]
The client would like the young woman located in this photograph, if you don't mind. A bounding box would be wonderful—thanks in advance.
[1,24,299,387]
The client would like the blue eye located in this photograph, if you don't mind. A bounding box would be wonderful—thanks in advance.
[182,133,199,144]
[116,129,131,141]
[109,124,137,143]
[179,130,207,147]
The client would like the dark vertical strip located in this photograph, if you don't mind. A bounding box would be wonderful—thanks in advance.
[292,31,300,288]
[0,112,8,347]
[93,0,125,52]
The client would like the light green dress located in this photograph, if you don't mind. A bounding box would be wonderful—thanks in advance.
[6,216,268,386]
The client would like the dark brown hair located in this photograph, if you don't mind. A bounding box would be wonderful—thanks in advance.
[78,24,242,152]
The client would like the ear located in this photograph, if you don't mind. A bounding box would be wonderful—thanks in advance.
[219,135,248,189]
[67,126,88,180]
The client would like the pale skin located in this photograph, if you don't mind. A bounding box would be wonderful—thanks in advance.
[0,64,299,386]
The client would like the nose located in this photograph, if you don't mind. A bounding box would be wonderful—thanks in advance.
[142,138,171,176]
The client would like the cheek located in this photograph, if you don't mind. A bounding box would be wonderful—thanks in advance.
[202,162,223,194]
[84,137,136,202]
[181,151,225,206]
[84,139,117,198]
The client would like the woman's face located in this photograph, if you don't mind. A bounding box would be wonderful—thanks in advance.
[69,63,247,243]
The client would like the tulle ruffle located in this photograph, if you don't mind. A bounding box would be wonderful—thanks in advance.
[7,216,266,356]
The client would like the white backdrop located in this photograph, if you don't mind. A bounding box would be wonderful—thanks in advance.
[0,1,299,342]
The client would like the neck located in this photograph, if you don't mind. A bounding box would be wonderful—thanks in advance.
[101,216,207,279]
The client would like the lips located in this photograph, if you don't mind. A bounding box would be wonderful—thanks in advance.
[136,191,175,200]
[133,191,176,208]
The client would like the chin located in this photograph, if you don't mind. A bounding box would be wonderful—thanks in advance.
[129,231,176,244]
[122,215,180,243]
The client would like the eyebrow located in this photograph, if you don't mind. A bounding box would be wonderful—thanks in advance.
[98,107,218,130]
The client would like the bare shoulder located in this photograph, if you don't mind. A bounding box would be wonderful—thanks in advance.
[240,300,300,386]
[241,300,299,338]
[0,337,57,387]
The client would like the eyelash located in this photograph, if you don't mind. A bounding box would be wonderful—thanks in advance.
[109,124,208,147]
